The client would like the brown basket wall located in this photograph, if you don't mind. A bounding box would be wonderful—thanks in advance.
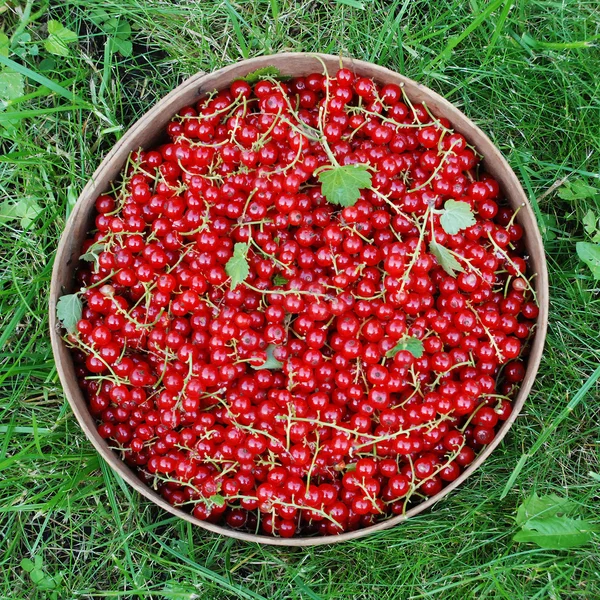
[49,53,549,546]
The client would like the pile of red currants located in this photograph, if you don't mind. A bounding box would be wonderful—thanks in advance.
[60,66,538,538]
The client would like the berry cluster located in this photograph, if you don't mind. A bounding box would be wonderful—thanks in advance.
[60,65,538,538]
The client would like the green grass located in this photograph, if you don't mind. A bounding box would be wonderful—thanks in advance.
[1,0,599,598]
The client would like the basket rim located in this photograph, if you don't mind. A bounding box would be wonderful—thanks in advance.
[49,52,549,547]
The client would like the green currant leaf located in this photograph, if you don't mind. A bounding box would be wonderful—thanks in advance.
[273,274,288,286]
[20,558,35,572]
[439,200,476,235]
[241,66,289,84]
[318,164,372,207]
[225,242,250,289]
[44,20,78,57]
[515,492,577,527]
[514,516,598,549]
[56,293,83,333]
[386,336,424,359]
[583,209,598,236]
[80,241,105,263]
[251,344,283,370]
[0,71,25,103]
[557,179,599,201]
[208,493,226,507]
[576,242,600,279]
[429,240,464,277]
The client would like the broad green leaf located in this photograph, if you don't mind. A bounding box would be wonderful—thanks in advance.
[318,164,372,207]
[103,17,120,34]
[583,209,598,236]
[56,293,83,333]
[30,569,45,584]
[515,492,577,527]
[34,555,43,569]
[439,200,476,235]
[0,32,9,57]
[20,558,35,572]
[514,516,598,549]
[0,197,42,227]
[251,344,283,371]
[17,197,43,228]
[17,198,43,229]
[540,212,558,241]
[0,200,20,223]
[115,20,132,39]
[89,9,110,27]
[111,37,132,57]
[225,242,250,289]
[44,20,78,57]
[429,240,464,277]
[241,66,287,84]
[15,31,31,45]
[576,242,600,279]
[0,71,25,102]
[557,179,598,201]
[80,241,105,263]
[38,58,56,72]
[386,336,424,359]
[37,575,57,590]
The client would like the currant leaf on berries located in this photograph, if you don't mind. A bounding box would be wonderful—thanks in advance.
[56,293,82,333]
[318,164,372,207]
[251,344,283,371]
[208,493,226,508]
[386,336,424,359]
[439,200,476,235]
[429,240,465,277]
[80,241,105,264]
[242,66,287,84]
[273,274,289,286]
[225,243,250,289]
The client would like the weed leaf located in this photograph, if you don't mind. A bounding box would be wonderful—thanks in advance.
[514,516,598,549]
[557,180,598,201]
[45,20,78,57]
[515,492,576,526]
[576,242,600,278]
